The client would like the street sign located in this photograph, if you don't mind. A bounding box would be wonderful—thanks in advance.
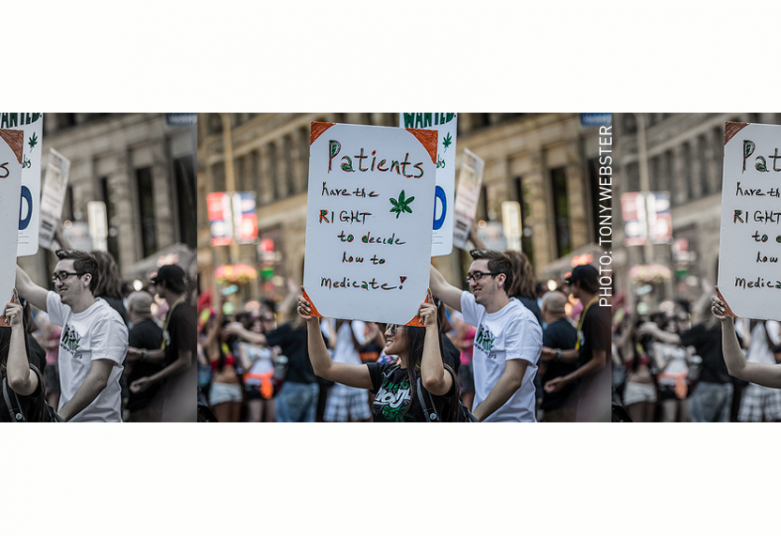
[303,122,437,325]
[580,113,612,127]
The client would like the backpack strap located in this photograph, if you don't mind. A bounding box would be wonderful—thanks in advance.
[416,374,440,422]
[2,373,26,422]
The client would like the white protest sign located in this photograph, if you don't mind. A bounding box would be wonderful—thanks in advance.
[0,114,43,256]
[399,113,457,256]
[717,122,781,321]
[452,148,485,249]
[0,129,24,310]
[88,201,108,251]
[39,148,71,250]
[303,122,438,325]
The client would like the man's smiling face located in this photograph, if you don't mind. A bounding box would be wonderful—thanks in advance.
[468,259,499,307]
[53,259,85,306]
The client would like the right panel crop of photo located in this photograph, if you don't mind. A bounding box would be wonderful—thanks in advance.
[611,113,781,423]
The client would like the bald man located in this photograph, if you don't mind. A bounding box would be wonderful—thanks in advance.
[538,291,578,421]
[124,291,164,421]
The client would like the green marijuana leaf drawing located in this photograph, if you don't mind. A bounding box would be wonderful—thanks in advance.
[389,190,414,218]
[442,132,452,152]
[28,133,38,151]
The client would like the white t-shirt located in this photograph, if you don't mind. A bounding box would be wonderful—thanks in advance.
[47,291,128,422]
[461,292,542,422]
[321,320,366,364]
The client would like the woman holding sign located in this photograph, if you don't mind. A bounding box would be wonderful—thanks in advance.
[298,289,460,422]
[0,296,58,422]
[712,289,781,389]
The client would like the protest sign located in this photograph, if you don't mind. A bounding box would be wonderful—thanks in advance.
[39,148,71,250]
[399,113,457,256]
[717,122,781,321]
[452,148,485,249]
[303,122,437,325]
[0,129,24,312]
[0,113,43,256]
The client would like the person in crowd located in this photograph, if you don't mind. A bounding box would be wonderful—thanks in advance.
[320,318,373,422]
[542,264,610,422]
[650,314,691,422]
[713,291,781,392]
[91,250,129,326]
[0,297,50,421]
[226,295,320,422]
[237,312,277,422]
[538,291,578,421]
[127,265,197,422]
[35,311,62,410]
[429,249,542,422]
[448,310,476,411]
[123,291,164,422]
[505,250,543,326]
[640,293,733,422]
[468,225,542,324]
[297,290,459,422]
[619,312,657,422]
[15,249,128,421]
[732,317,781,422]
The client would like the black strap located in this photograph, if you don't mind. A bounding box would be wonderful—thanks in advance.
[416,374,440,422]
[2,374,26,422]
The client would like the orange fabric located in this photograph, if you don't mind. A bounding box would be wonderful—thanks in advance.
[244,371,274,399]
[658,371,688,399]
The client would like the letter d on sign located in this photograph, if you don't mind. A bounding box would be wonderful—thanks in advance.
[433,185,446,230]
[19,186,32,230]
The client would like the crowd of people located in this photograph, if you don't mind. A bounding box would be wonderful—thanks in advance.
[612,283,781,422]
[197,232,612,422]
[0,245,196,422]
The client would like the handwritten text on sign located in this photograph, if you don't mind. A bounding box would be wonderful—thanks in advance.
[718,122,781,321]
[0,113,43,256]
[399,113,457,256]
[303,123,437,325]
[0,129,24,304]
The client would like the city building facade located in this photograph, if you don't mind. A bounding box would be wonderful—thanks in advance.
[613,112,781,308]
[20,113,197,288]
[197,113,608,309]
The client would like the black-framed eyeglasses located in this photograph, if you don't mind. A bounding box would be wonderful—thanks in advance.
[51,271,85,283]
[465,271,500,283]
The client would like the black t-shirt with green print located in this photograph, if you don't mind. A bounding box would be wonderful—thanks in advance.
[367,362,455,422]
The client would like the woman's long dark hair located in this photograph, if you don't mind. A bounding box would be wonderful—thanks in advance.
[400,316,458,422]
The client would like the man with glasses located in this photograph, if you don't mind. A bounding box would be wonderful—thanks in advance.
[429,249,542,422]
[15,249,128,421]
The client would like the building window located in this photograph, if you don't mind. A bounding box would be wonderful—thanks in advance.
[586,158,605,246]
[136,167,157,258]
[513,177,534,265]
[100,177,120,262]
[550,167,572,257]
[175,156,197,249]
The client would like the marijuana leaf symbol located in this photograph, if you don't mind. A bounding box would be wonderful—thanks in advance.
[28,133,38,151]
[442,132,452,152]
[389,190,415,218]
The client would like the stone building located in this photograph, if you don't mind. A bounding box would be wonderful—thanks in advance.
[20,113,197,288]
[197,113,608,307]
[612,112,781,306]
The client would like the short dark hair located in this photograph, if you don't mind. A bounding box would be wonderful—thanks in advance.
[56,249,99,293]
[469,249,513,293]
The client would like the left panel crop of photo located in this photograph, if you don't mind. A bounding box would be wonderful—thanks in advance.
[1,112,198,422]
